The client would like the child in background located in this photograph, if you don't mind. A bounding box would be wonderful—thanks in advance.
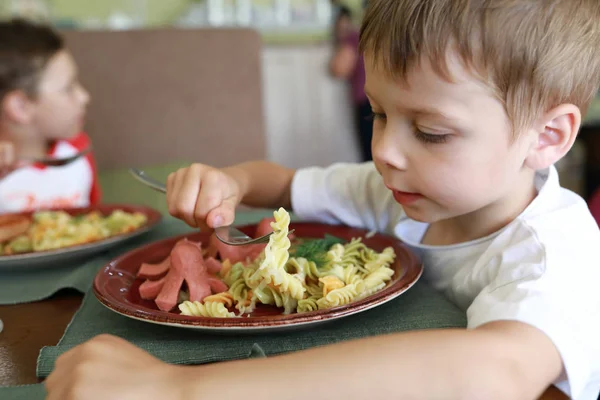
[44,1,600,399]
[0,18,100,213]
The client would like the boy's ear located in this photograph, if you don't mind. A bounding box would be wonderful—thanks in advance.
[1,90,35,124]
[524,104,581,170]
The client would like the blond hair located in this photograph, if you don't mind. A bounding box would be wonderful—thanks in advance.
[360,0,600,135]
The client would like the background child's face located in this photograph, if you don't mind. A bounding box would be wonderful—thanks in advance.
[335,15,352,39]
[366,52,535,223]
[30,50,90,140]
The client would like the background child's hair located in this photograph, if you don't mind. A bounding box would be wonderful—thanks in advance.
[0,18,64,104]
[360,0,600,136]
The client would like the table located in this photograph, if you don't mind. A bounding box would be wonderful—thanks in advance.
[0,293,569,399]
[0,292,81,386]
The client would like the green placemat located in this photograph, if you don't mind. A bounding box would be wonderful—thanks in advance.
[0,384,46,400]
[36,279,466,378]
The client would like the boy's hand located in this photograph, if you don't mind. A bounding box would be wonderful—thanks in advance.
[0,141,17,178]
[44,334,190,400]
[166,164,242,230]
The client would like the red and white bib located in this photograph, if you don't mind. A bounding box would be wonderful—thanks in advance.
[0,132,101,214]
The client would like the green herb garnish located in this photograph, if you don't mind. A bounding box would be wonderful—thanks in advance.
[291,234,346,267]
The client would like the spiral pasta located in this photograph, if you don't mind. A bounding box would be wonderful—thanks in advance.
[319,275,345,296]
[364,247,396,273]
[316,284,359,309]
[203,292,234,307]
[252,208,306,301]
[297,296,320,313]
[177,207,397,318]
[178,300,236,318]
[253,285,298,314]
[356,265,395,299]
[229,277,253,313]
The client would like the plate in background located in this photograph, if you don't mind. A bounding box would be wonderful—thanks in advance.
[0,204,162,271]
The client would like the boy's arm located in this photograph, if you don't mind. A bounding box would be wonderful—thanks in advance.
[44,320,565,400]
[226,161,401,233]
[191,321,562,400]
[224,161,295,210]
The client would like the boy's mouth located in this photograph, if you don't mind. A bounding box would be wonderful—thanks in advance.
[386,186,423,205]
[383,182,423,205]
[393,191,423,205]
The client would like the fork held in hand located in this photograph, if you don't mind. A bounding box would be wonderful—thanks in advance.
[128,168,293,246]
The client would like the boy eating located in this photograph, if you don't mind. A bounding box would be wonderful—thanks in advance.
[45,1,600,399]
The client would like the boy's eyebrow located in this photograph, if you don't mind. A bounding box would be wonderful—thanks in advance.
[410,107,464,123]
[364,87,464,124]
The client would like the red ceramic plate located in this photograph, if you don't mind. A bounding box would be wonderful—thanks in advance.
[0,204,162,271]
[93,222,423,333]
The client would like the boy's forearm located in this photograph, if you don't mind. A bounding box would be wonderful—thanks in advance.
[224,161,295,210]
[186,323,560,400]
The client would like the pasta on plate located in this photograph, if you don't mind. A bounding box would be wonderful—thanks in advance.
[178,208,397,318]
[0,209,148,255]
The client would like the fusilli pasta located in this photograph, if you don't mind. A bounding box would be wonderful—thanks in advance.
[177,207,397,318]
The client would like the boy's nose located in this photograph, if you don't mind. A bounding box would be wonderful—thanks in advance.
[78,84,90,105]
[372,128,408,171]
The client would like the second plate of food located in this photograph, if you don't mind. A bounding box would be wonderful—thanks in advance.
[0,204,162,271]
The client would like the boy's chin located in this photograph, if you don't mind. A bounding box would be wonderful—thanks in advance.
[402,205,456,225]
[46,129,80,141]
[403,207,438,223]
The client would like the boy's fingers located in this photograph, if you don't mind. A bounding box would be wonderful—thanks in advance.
[169,169,200,228]
[166,170,184,219]
[195,169,225,220]
[166,171,177,214]
[206,196,236,228]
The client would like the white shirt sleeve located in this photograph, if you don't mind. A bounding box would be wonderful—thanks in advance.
[290,162,405,234]
[466,222,600,399]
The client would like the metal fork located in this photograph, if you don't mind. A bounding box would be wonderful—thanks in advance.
[128,168,292,246]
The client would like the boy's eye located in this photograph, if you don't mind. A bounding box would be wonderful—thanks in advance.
[414,129,450,144]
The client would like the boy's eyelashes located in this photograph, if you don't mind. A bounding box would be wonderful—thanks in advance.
[414,130,450,144]
[367,111,451,144]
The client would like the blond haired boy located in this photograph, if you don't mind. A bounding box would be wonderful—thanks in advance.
[45,1,600,399]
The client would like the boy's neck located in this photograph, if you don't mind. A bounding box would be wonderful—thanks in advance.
[0,122,50,159]
[422,169,538,246]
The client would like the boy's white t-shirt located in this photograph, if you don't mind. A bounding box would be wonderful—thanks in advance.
[0,132,101,214]
[291,162,600,400]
